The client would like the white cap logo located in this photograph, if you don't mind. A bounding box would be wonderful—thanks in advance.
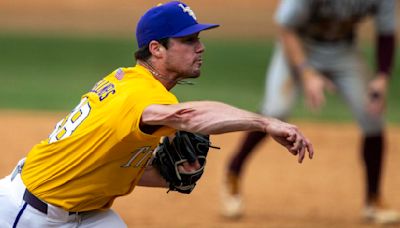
[178,3,197,20]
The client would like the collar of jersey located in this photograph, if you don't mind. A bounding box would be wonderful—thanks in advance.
[135,64,156,79]
[133,64,170,90]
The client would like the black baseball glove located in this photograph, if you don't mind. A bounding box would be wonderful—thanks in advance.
[152,131,219,194]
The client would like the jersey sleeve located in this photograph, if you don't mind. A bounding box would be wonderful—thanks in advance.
[116,78,179,140]
[274,0,310,29]
[131,88,178,138]
[375,0,396,34]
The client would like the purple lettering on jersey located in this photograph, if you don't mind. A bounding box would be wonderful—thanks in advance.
[90,80,116,101]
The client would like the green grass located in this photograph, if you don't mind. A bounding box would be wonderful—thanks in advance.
[0,33,399,123]
[0,33,135,109]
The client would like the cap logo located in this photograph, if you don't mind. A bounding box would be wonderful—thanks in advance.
[178,3,197,20]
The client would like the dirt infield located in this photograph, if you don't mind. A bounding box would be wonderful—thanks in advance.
[1,110,399,228]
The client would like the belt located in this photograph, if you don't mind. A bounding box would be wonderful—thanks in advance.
[23,189,80,215]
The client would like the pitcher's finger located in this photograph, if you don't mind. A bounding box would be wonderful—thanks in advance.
[298,145,306,163]
[307,141,314,159]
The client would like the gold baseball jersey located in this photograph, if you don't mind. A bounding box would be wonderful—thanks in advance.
[21,65,178,211]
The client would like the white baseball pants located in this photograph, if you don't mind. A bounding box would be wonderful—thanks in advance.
[0,159,127,228]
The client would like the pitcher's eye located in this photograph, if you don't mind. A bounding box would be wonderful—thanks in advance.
[184,37,199,43]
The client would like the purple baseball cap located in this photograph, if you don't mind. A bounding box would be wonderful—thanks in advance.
[136,1,219,48]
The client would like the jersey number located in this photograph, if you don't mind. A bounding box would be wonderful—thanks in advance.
[49,98,91,143]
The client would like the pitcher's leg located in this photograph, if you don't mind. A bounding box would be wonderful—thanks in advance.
[79,209,127,228]
[0,175,21,228]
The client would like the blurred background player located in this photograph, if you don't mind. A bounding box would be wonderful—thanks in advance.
[221,0,398,224]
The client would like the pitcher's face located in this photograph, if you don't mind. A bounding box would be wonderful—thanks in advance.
[164,33,205,79]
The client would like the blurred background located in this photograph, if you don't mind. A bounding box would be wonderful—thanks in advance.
[0,1,399,227]
[1,0,399,122]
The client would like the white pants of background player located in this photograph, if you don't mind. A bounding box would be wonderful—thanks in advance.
[0,159,127,228]
[261,41,383,135]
